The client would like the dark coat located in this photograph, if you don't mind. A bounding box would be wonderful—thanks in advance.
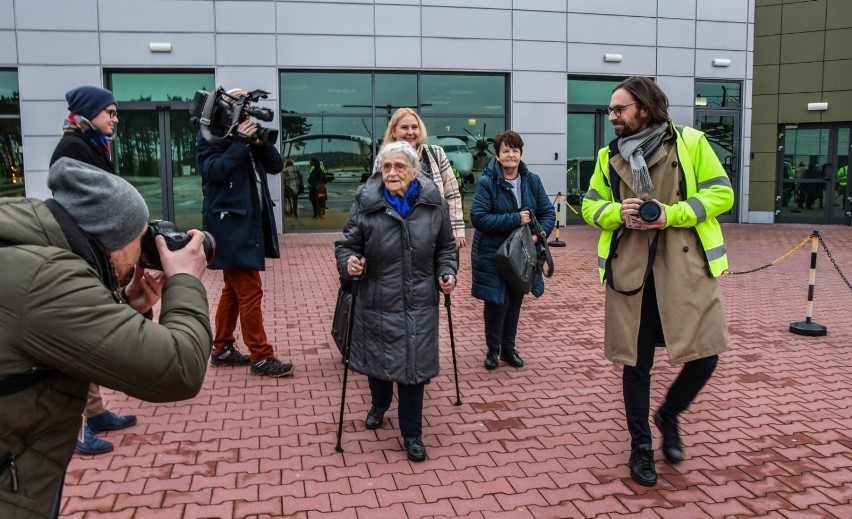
[50,130,115,172]
[197,135,282,271]
[334,175,457,385]
[0,198,211,519]
[470,158,555,305]
[308,165,327,201]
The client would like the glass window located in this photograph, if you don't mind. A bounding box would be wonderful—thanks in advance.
[280,72,372,114]
[109,72,215,102]
[695,81,742,108]
[420,74,506,115]
[0,70,24,197]
[280,71,507,232]
[568,78,623,105]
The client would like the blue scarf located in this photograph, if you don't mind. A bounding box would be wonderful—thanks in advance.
[67,114,112,158]
[384,180,419,219]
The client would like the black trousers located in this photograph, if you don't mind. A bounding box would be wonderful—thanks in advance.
[483,290,525,353]
[623,275,719,447]
[368,377,425,438]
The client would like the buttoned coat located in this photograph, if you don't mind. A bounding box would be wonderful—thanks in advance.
[334,174,457,385]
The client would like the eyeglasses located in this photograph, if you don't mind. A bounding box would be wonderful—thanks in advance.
[607,103,636,117]
[104,109,119,120]
[381,161,412,173]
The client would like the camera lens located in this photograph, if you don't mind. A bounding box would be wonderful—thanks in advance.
[638,200,661,222]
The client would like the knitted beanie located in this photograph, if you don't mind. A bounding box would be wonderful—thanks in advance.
[65,86,117,120]
[48,157,149,251]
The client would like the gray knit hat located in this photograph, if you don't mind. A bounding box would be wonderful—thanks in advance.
[48,157,149,250]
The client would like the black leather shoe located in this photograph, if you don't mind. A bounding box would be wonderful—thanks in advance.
[365,406,388,430]
[500,349,524,368]
[629,444,657,486]
[654,410,684,463]
[403,436,427,462]
[484,351,499,370]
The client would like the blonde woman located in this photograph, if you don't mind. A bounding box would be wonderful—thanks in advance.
[382,108,466,249]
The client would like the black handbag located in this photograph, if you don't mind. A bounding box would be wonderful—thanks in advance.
[495,212,554,294]
[331,279,354,355]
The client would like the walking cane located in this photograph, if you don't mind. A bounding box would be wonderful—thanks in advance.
[442,276,462,406]
[335,275,360,453]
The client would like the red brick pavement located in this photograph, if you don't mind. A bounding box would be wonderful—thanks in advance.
[61,223,852,518]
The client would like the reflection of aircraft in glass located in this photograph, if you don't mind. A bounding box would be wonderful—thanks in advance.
[426,136,473,176]
[566,157,595,206]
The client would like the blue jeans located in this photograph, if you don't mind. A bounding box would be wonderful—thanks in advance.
[623,275,719,447]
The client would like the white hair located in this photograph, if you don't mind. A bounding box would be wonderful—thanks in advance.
[375,141,421,176]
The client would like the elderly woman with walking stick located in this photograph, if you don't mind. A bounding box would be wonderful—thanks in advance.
[334,140,457,461]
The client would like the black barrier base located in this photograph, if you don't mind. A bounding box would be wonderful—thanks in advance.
[789,320,827,336]
[548,239,566,247]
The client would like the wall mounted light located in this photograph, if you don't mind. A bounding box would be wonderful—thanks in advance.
[712,58,731,67]
[603,53,623,63]
[148,42,172,53]
[807,102,828,111]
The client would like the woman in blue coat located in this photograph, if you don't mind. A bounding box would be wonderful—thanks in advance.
[470,131,555,370]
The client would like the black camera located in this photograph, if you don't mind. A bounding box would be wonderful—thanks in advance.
[139,220,216,271]
[189,87,279,145]
[637,200,662,222]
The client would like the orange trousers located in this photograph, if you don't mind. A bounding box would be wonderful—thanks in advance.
[213,269,274,362]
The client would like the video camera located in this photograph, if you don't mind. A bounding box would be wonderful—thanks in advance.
[139,220,216,271]
[189,87,279,144]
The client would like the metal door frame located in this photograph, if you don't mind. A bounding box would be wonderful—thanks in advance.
[695,108,740,223]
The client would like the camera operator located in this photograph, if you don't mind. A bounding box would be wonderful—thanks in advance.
[0,158,212,518]
[197,88,295,377]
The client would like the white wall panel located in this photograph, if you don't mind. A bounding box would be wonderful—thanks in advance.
[657,76,695,107]
[422,0,511,8]
[423,38,511,70]
[24,170,50,200]
[512,71,567,103]
[376,37,423,68]
[98,0,214,32]
[696,21,749,51]
[567,0,657,17]
[277,2,374,35]
[18,66,103,101]
[657,0,696,20]
[215,1,276,33]
[15,0,98,30]
[517,0,567,12]
[278,35,375,67]
[375,5,421,37]
[17,32,100,65]
[513,41,566,72]
[657,47,696,77]
[21,135,61,175]
[99,33,215,66]
[697,0,750,22]
[0,0,14,29]
[657,18,696,48]
[695,49,747,78]
[518,134,567,167]
[19,101,67,136]
[513,10,566,42]
[422,7,511,39]
[567,13,657,46]
[216,35,277,66]
[0,31,17,64]
[512,102,567,134]
[567,43,657,76]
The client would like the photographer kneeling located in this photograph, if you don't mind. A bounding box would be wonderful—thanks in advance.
[0,157,212,518]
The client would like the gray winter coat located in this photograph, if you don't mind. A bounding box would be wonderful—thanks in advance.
[334,175,457,385]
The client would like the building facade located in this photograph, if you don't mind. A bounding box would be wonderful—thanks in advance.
[0,0,765,232]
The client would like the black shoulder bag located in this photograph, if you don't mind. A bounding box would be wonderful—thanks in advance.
[495,211,554,294]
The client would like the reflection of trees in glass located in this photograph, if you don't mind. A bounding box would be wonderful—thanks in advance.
[0,90,20,115]
[280,112,311,158]
[114,114,161,177]
[0,120,25,196]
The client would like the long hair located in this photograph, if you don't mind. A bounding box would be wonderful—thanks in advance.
[382,107,428,155]
[613,76,670,125]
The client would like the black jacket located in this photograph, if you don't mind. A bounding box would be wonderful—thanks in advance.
[50,130,114,173]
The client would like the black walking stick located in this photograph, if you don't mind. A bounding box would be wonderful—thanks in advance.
[335,275,360,453]
[442,276,462,406]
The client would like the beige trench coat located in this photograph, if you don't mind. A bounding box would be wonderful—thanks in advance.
[603,130,730,366]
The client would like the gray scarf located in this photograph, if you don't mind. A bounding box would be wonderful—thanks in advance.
[618,122,668,195]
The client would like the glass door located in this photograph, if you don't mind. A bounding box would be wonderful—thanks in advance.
[830,127,850,224]
[695,109,739,222]
[566,111,615,223]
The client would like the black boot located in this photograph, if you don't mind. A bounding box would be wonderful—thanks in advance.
[654,410,684,463]
[403,436,427,462]
[484,348,499,370]
[365,406,388,430]
[500,348,524,368]
[629,444,657,486]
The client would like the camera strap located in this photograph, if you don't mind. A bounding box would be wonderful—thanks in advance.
[198,90,224,143]
[604,228,660,296]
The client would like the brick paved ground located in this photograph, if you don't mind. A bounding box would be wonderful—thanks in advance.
[60,223,852,518]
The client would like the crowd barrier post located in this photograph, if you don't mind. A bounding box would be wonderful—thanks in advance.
[790,230,827,336]
[548,192,566,248]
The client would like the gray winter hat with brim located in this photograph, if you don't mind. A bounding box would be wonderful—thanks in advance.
[48,157,149,251]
